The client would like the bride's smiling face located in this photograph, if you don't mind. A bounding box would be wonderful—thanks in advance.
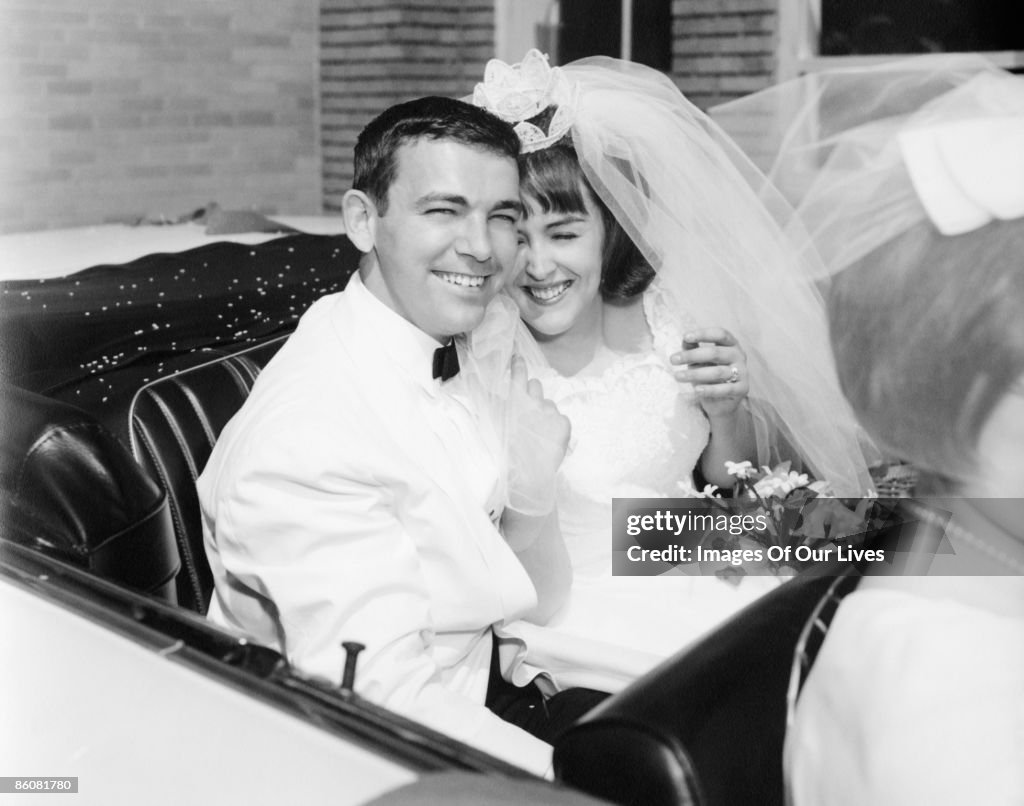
[510,188,605,339]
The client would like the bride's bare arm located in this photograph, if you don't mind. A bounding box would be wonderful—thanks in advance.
[700,404,757,487]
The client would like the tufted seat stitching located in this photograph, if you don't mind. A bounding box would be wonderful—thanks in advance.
[116,335,288,612]
[149,387,201,483]
[217,356,257,407]
[132,416,203,610]
[125,336,287,461]
[177,380,217,450]
[139,386,206,608]
[241,356,262,385]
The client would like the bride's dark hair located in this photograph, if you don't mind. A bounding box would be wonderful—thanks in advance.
[518,109,654,301]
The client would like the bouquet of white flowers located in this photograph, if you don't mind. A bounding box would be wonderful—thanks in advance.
[678,461,883,577]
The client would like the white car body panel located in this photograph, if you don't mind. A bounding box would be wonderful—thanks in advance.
[0,580,417,805]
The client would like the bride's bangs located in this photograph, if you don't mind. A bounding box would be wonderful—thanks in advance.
[519,142,590,218]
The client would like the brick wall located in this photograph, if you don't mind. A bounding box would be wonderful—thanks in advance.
[670,0,778,110]
[0,1,787,234]
[320,0,494,212]
[1,0,321,234]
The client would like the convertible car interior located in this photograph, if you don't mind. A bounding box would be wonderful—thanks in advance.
[1,228,873,805]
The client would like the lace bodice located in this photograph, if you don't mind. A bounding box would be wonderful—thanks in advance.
[500,281,781,694]
[529,282,710,575]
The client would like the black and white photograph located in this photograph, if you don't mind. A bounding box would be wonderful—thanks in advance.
[2,1,1022,804]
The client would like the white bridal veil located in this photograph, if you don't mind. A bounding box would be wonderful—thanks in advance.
[471,53,876,497]
[710,54,1024,276]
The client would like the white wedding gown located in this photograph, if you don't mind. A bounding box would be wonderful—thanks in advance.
[502,280,779,693]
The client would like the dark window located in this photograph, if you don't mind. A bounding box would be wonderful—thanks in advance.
[821,0,1024,56]
[558,0,672,70]
[632,0,672,70]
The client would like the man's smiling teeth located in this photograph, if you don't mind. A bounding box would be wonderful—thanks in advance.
[435,271,485,288]
[526,280,573,302]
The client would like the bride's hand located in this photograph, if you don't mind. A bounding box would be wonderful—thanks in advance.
[505,355,571,515]
[670,327,749,420]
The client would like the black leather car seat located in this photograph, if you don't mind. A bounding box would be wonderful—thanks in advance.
[0,383,179,602]
[552,570,845,806]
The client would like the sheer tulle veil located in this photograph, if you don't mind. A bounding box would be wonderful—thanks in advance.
[468,54,876,497]
[710,55,1024,489]
[709,54,1023,276]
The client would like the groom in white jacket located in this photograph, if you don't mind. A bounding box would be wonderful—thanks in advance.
[199,96,602,776]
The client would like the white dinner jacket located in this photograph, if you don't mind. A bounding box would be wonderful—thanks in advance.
[198,272,550,774]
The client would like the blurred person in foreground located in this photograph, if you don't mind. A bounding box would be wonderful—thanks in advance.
[715,55,1024,805]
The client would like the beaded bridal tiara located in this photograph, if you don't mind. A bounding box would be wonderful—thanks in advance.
[471,49,579,153]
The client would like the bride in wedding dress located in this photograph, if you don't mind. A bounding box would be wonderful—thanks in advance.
[471,52,875,693]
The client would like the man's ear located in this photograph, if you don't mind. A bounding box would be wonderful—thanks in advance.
[342,189,377,253]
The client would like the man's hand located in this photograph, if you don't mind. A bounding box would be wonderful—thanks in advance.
[505,356,571,518]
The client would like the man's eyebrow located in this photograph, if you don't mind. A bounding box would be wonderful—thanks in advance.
[494,199,524,214]
[416,192,468,207]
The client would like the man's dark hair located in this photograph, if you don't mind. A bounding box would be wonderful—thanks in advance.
[353,96,520,215]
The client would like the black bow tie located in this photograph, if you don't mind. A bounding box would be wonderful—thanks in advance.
[432,339,460,382]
